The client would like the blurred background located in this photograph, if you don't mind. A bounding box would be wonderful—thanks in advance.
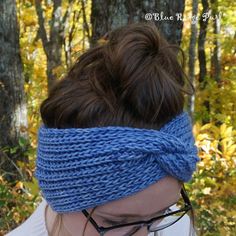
[0,0,235,235]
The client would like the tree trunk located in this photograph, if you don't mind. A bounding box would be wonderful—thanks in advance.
[91,0,185,47]
[210,0,222,126]
[210,0,221,85]
[35,0,72,92]
[63,0,90,69]
[187,0,198,121]
[0,0,28,181]
[198,0,209,90]
[198,0,210,124]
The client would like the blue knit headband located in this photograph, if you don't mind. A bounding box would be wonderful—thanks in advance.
[35,111,199,213]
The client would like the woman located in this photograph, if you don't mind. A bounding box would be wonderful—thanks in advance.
[6,21,199,236]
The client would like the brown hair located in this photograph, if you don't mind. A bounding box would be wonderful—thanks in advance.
[41,21,195,236]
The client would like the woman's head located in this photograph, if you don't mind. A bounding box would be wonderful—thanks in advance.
[38,21,197,236]
[40,21,193,129]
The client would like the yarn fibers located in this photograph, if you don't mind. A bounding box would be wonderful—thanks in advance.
[35,111,200,213]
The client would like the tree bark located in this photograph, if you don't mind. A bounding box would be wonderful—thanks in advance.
[0,0,28,181]
[91,0,185,47]
[63,0,90,69]
[198,0,210,124]
[210,0,221,85]
[35,0,72,92]
[198,0,209,90]
[210,0,222,126]
[64,8,80,68]
[187,0,198,121]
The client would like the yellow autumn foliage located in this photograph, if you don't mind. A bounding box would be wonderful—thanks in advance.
[1,0,235,235]
[186,122,236,235]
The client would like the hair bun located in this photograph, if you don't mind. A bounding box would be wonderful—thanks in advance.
[104,22,187,123]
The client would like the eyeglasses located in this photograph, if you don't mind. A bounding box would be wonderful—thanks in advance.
[82,186,192,236]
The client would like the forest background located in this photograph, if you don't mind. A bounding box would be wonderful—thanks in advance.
[0,0,235,235]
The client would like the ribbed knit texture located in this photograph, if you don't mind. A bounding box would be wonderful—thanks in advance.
[35,111,199,213]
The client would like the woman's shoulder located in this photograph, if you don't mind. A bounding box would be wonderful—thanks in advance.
[5,198,48,236]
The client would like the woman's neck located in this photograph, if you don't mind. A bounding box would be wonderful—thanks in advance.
[45,203,86,236]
